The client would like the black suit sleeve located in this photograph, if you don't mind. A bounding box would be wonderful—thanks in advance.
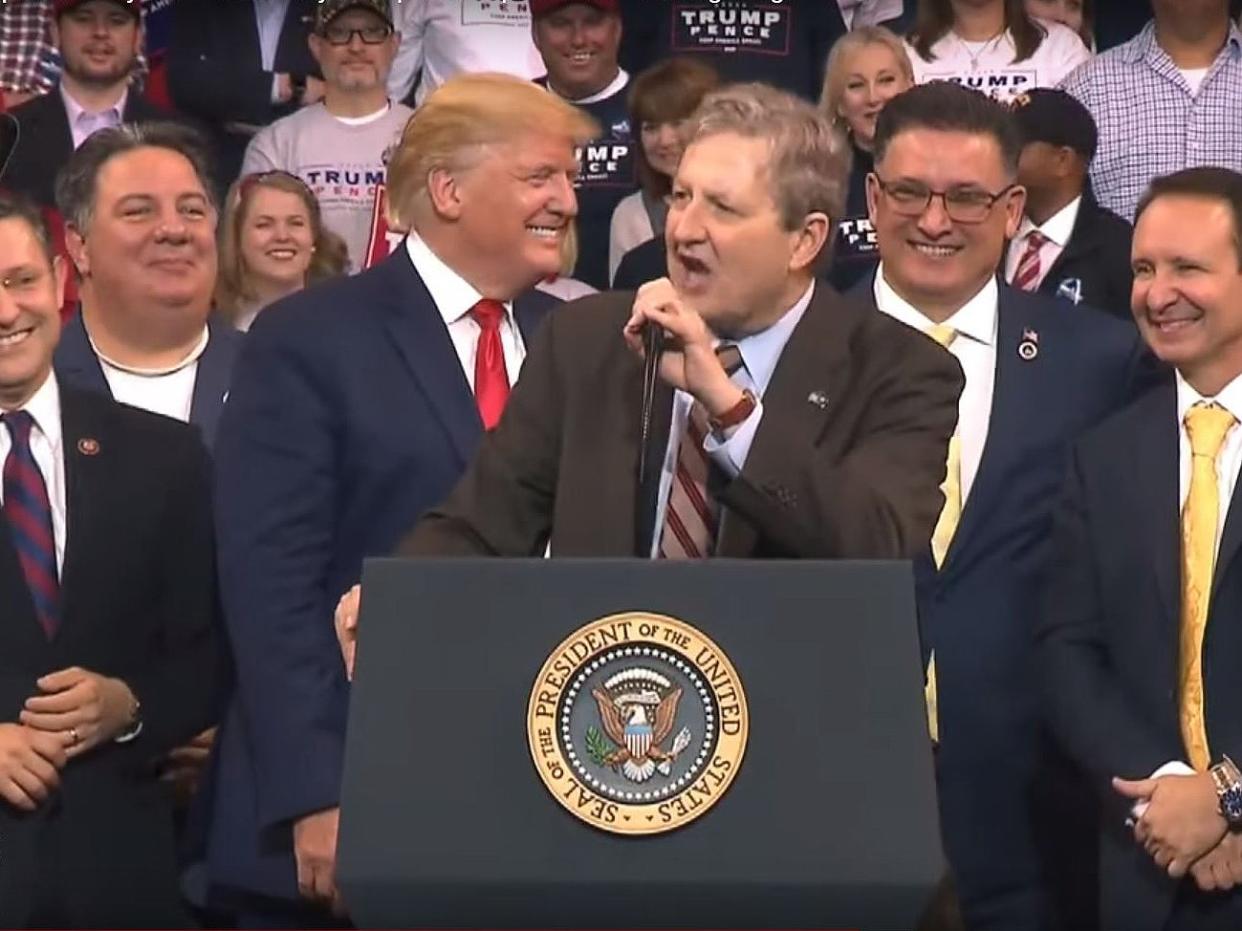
[168,0,279,127]
[1037,447,1170,801]
[125,427,222,755]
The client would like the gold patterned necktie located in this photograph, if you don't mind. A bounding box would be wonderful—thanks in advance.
[1179,401,1237,771]
[924,324,959,745]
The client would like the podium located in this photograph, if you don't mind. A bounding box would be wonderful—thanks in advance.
[338,559,944,929]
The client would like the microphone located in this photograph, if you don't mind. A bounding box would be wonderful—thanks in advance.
[0,113,17,181]
[637,321,665,488]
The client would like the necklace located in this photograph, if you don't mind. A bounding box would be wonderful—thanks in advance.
[953,29,1009,72]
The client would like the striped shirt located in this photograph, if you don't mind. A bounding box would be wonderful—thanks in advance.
[1061,21,1242,220]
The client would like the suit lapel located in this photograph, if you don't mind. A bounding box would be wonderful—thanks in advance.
[1137,385,1181,627]
[188,318,234,447]
[716,287,852,557]
[56,389,110,643]
[940,291,1037,571]
[52,312,112,398]
[380,251,481,465]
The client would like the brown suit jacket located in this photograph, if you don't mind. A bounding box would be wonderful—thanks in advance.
[398,283,964,560]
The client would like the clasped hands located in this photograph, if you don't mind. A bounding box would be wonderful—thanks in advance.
[0,667,136,811]
[1114,771,1242,892]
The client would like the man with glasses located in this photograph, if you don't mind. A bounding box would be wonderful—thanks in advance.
[864,81,1157,931]
[241,0,412,272]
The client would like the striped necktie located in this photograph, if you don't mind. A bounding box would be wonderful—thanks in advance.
[2,411,59,638]
[1012,230,1047,292]
[658,344,744,559]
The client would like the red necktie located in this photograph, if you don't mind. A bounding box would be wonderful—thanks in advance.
[1011,230,1047,292]
[470,299,510,430]
[2,411,59,638]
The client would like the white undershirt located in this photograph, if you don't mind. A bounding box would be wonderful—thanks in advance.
[403,233,526,389]
[1179,66,1210,96]
[91,326,210,424]
[0,372,67,575]
[873,269,998,504]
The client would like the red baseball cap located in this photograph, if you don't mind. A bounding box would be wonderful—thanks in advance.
[53,0,140,18]
[530,0,619,17]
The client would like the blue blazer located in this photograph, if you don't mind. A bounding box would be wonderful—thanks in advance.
[206,245,558,902]
[853,277,1161,931]
[53,311,242,451]
[1039,380,1242,931]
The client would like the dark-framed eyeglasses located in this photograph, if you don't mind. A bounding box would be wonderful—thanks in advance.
[320,23,392,45]
[871,174,1018,224]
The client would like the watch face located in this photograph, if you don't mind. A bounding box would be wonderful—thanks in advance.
[1226,790,1242,823]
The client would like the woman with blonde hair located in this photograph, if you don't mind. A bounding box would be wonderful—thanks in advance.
[819,26,914,289]
[214,170,349,331]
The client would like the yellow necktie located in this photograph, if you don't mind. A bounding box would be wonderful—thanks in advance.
[1180,401,1236,771]
[924,324,959,745]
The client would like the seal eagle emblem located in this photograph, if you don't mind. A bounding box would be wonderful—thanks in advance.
[527,611,748,836]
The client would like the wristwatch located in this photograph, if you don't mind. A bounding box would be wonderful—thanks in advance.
[708,389,757,434]
[1211,755,1242,826]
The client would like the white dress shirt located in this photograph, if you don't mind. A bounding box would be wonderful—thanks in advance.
[1004,196,1082,292]
[649,281,815,556]
[874,268,998,504]
[0,373,68,576]
[254,0,293,103]
[60,84,126,150]
[404,233,526,389]
[836,0,904,29]
[92,325,210,424]
[1135,371,1242,792]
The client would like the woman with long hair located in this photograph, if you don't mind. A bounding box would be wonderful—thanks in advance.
[905,0,1090,101]
[820,26,915,289]
[214,171,349,331]
[607,57,719,285]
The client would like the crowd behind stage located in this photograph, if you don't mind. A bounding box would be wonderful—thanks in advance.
[3,0,1242,928]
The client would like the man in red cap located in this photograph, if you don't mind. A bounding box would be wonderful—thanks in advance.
[531,0,633,291]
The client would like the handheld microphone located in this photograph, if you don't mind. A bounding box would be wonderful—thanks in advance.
[637,322,665,487]
[0,113,18,182]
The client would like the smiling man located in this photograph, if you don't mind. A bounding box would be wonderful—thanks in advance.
[1040,167,1242,931]
[864,80,1155,931]
[531,0,633,290]
[209,72,593,924]
[242,0,413,272]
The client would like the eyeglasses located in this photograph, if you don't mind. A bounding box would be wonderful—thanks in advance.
[871,174,1017,224]
[320,24,392,45]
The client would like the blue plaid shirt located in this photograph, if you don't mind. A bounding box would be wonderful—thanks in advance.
[1060,21,1242,221]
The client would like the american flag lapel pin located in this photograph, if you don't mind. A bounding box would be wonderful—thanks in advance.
[1018,328,1039,361]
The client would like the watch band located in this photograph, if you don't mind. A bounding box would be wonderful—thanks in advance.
[1212,755,1242,825]
[708,389,757,433]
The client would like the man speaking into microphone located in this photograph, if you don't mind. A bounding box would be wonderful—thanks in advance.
[337,83,964,672]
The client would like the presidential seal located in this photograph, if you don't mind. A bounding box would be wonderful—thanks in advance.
[527,612,748,836]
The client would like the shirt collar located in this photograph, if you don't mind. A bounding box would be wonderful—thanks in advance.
[1176,368,1242,427]
[404,232,515,328]
[724,280,815,396]
[1016,195,1081,250]
[2,370,62,452]
[873,266,998,347]
[547,69,629,105]
[60,83,126,127]
[1129,19,1242,66]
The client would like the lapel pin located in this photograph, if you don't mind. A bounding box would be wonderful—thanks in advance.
[807,390,829,410]
[222,391,230,405]
[1018,328,1039,362]
[77,437,100,456]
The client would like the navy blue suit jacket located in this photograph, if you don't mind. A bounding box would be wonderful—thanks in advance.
[53,311,242,451]
[856,279,1160,930]
[1039,380,1242,931]
[206,245,558,901]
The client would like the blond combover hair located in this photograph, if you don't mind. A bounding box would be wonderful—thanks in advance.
[386,72,600,231]
[819,26,915,131]
[683,82,852,231]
